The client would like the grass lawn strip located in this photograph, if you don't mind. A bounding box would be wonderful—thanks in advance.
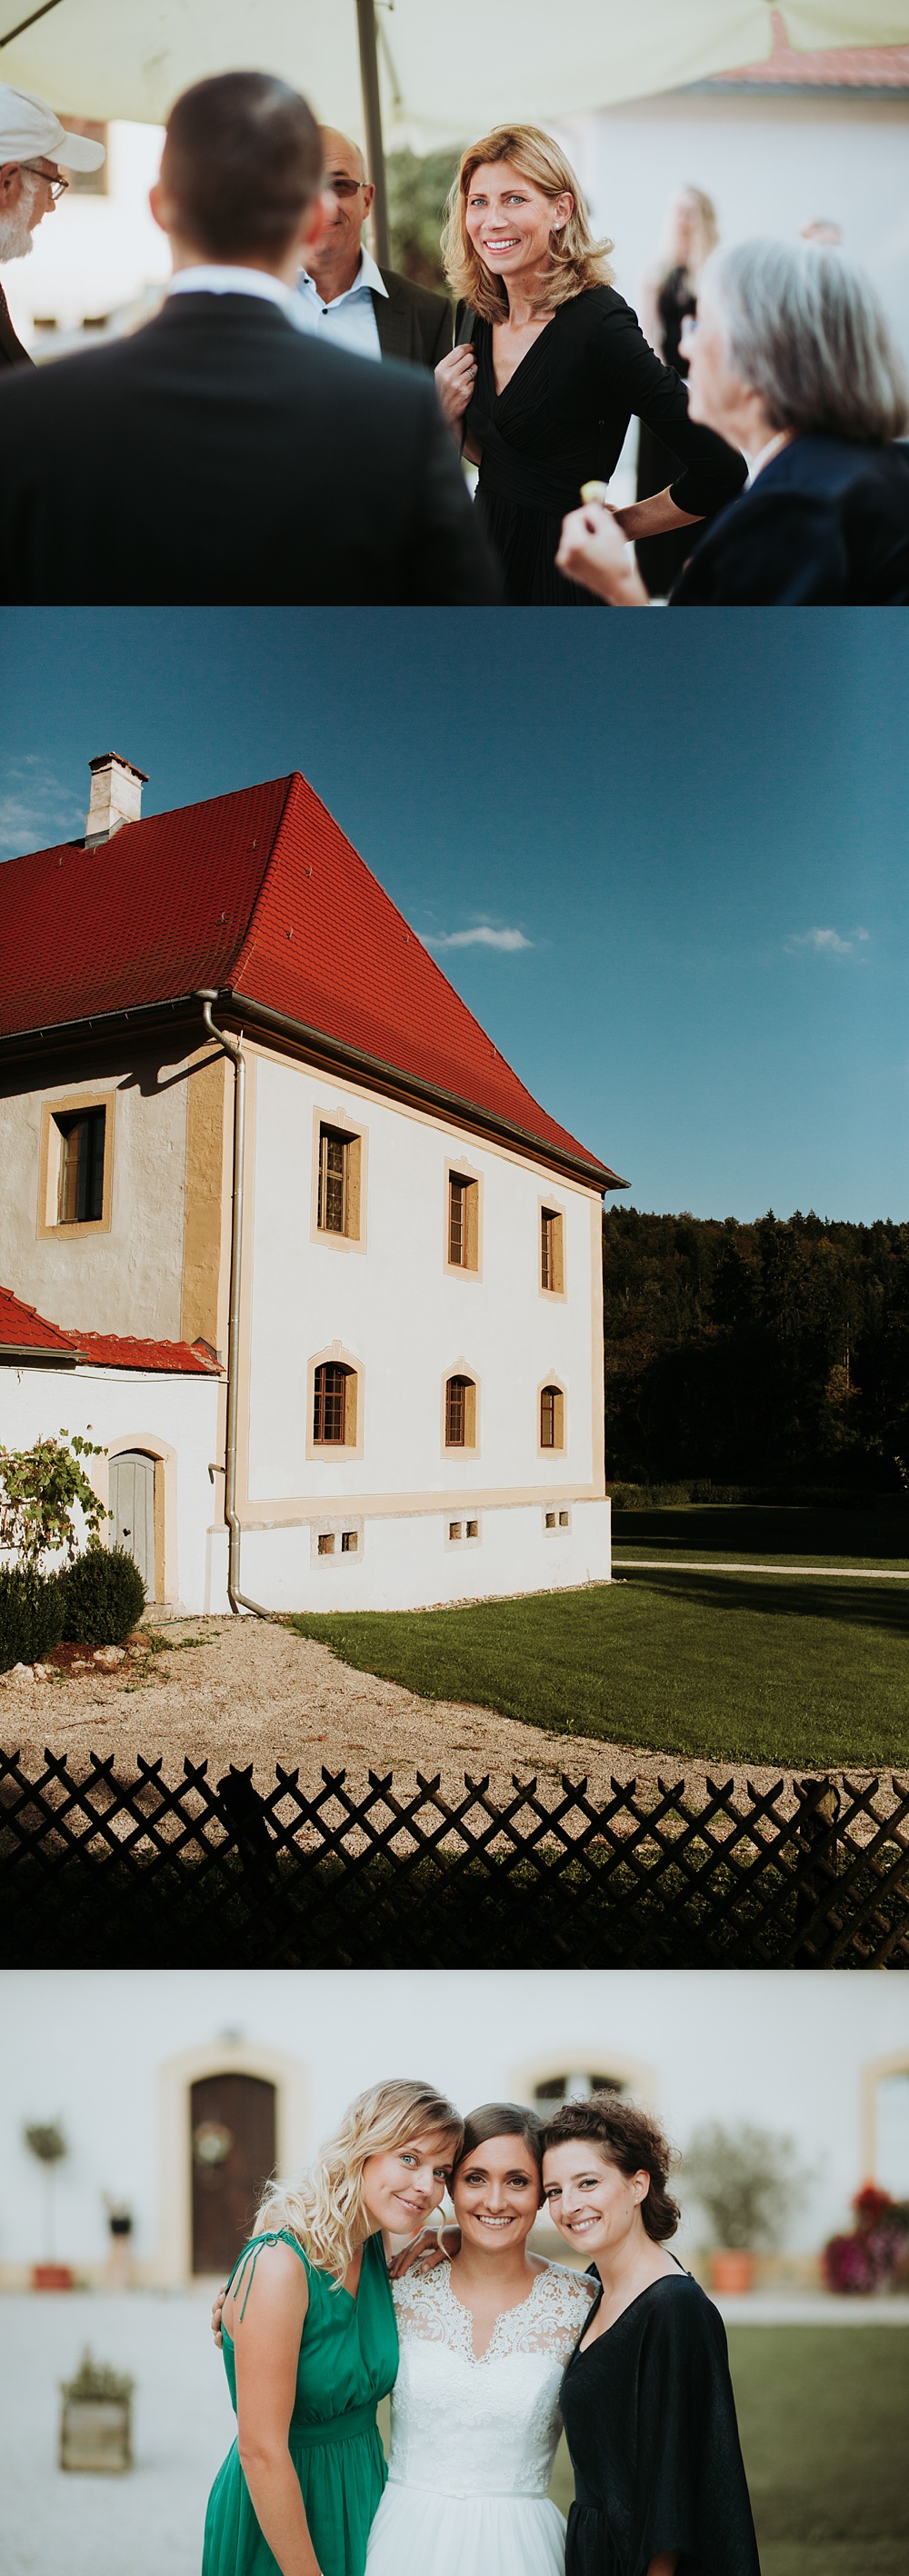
[288,1571,909,1770]
[615,1557,909,1576]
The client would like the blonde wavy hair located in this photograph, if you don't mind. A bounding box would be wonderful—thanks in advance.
[254,2079,462,2285]
[441,125,614,324]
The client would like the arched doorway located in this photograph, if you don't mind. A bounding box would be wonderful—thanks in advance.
[190,2073,276,2274]
[108,1451,155,1595]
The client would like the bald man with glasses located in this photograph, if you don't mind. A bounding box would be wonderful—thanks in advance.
[295,126,453,370]
[0,84,105,366]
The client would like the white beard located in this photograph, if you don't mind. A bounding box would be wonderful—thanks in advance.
[0,209,35,262]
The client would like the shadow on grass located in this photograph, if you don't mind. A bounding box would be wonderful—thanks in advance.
[612,1504,909,1561]
[628,1567,909,1635]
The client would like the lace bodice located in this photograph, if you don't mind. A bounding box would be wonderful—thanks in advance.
[388,2261,595,2499]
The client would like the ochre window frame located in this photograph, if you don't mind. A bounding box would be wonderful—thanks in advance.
[444,1370,478,1453]
[311,1107,367,1254]
[540,1202,565,1296]
[539,1381,565,1453]
[37,1090,116,1240]
[306,1344,364,1460]
[445,1163,481,1276]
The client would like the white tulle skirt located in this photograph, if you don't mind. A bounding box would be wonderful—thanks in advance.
[365,2478,567,2576]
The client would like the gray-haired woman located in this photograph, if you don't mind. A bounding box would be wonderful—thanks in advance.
[556,236,909,604]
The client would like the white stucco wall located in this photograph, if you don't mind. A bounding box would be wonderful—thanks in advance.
[0,1970,905,2279]
[0,1363,220,1609]
[237,1049,608,1608]
[556,90,909,365]
[0,1052,191,1343]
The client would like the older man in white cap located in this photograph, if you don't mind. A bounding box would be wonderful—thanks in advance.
[0,83,105,366]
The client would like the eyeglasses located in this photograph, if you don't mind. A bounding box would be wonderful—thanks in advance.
[678,314,698,353]
[20,163,69,199]
[325,175,368,199]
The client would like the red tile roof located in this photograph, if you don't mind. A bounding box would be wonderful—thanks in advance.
[0,769,622,1187]
[709,10,909,86]
[0,1284,222,1372]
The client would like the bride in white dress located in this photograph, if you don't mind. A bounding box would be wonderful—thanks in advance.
[367,2103,596,2576]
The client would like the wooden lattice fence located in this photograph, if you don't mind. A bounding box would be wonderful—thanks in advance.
[1,1750,907,1968]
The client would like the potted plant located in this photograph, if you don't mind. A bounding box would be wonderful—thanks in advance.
[823,2186,909,2293]
[682,2122,813,2293]
[59,2348,135,2472]
[24,2121,72,2289]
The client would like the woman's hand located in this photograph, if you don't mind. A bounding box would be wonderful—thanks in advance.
[387,2224,461,2279]
[211,2282,227,2347]
[556,498,649,604]
[435,343,477,429]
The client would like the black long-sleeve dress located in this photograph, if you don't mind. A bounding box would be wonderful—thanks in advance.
[459,285,746,604]
[560,2269,762,2576]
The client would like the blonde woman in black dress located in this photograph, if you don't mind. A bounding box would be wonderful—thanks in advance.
[434,127,745,605]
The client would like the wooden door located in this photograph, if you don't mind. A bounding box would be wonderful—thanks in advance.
[191,2073,277,2274]
[109,1452,155,1596]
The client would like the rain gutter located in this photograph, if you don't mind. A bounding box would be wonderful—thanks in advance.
[196,993,272,1622]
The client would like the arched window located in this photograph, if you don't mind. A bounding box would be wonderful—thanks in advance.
[540,1384,564,1450]
[314,1361,356,1445]
[445,1374,476,1448]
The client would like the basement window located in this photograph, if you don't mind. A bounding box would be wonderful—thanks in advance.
[318,1125,361,1239]
[317,1532,335,1554]
[56,1106,106,1224]
[544,1512,556,1530]
[341,1530,358,1552]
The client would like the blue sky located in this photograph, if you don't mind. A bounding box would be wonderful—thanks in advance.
[2,607,906,1225]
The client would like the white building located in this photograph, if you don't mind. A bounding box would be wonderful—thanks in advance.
[0,1969,906,2287]
[0,755,624,1614]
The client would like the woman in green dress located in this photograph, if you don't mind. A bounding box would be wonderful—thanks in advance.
[203,2079,462,2576]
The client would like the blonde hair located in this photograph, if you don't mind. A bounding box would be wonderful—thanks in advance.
[656,185,719,287]
[441,125,614,324]
[254,2079,462,2284]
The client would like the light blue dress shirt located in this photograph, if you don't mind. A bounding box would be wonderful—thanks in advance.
[294,245,388,364]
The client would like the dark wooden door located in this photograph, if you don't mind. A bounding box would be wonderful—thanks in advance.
[190,2073,276,2274]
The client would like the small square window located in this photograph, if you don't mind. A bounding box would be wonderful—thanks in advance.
[466,1519,478,1539]
[317,1532,335,1555]
[544,1511,556,1530]
[559,1510,569,1528]
[449,1521,463,1541]
[341,1530,358,1553]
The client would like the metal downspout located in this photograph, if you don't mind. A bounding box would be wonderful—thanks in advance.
[196,993,271,1620]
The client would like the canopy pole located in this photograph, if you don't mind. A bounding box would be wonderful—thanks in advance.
[355,0,390,270]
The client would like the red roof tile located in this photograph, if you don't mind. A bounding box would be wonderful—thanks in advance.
[0,769,622,1186]
[709,10,909,85]
[0,1283,75,1355]
[0,1284,223,1371]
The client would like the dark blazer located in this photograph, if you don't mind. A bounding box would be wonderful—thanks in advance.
[671,433,909,604]
[0,289,499,604]
[374,267,453,371]
[0,281,33,368]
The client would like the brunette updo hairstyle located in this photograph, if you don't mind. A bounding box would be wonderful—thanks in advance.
[541,2094,680,2243]
[450,2102,544,2206]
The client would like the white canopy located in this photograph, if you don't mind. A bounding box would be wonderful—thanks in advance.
[1,1,906,140]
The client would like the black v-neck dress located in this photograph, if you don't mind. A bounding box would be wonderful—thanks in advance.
[559,2269,762,2576]
[460,285,747,605]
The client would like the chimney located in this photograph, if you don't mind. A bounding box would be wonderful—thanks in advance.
[84,753,148,845]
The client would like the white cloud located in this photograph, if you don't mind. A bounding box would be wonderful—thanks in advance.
[784,927,871,959]
[0,758,85,861]
[423,924,533,953]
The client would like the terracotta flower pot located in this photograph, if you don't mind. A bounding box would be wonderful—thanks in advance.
[710,2250,755,2294]
[32,2262,74,2291]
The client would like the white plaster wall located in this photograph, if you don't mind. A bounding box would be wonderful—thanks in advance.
[555,92,909,365]
[0,1970,905,2275]
[212,1498,610,1615]
[0,1052,190,1341]
[0,1364,219,1610]
[246,1056,603,1517]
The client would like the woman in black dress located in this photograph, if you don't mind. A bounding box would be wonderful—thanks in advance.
[542,2095,762,2576]
[434,126,745,605]
[635,186,719,599]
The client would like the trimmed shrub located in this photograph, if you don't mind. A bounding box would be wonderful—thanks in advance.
[62,1545,145,1647]
[0,1563,65,1671]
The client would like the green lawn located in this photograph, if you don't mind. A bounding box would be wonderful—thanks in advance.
[288,1563,909,1771]
[548,2327,909,2575]
[611,1502,909,1572]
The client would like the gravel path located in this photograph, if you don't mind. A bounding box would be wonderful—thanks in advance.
[0,1613,892,1806]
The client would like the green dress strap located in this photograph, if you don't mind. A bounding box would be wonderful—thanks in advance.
[225,2229,310,2325]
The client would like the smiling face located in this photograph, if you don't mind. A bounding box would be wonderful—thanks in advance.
[464,159,573,290]
[452,2129,542,2252]
[542,2140,651,2257]
[359,2132,453,2236]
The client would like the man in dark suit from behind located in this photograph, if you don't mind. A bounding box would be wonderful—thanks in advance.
[295,125,452,372]
[0,71,498,604]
